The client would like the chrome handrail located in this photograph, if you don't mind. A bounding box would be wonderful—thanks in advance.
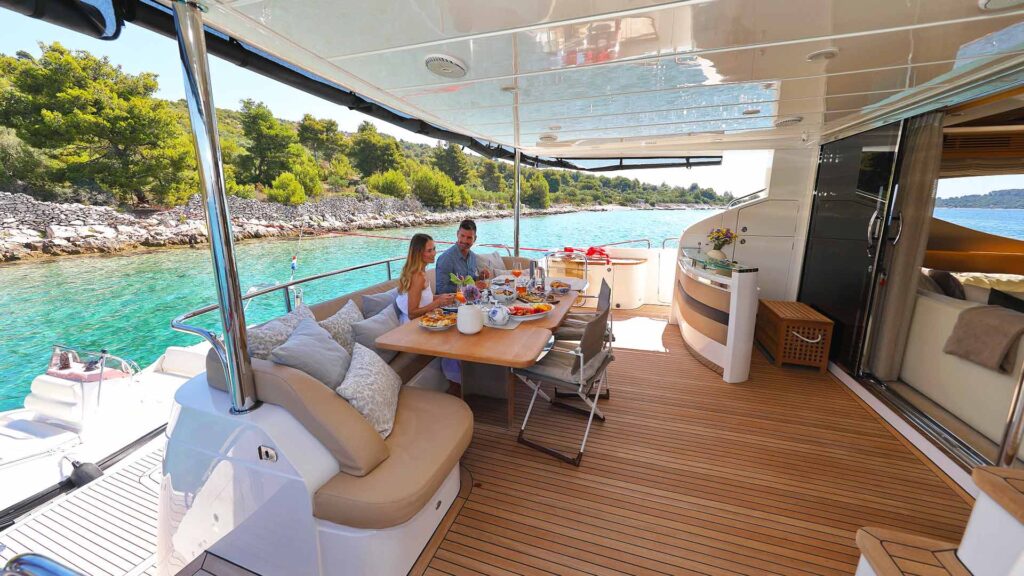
[4,553,85,576]
[171,256,407,355]
[725,188,768,209]
[598,239,652,249]
[661,237,681,249]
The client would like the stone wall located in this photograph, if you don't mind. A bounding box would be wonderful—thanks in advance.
[0,191,587,262]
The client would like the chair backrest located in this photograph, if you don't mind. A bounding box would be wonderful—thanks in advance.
[596,279,611,311]
[575,305,611,373]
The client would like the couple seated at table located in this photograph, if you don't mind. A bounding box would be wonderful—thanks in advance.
[395,219,495,395]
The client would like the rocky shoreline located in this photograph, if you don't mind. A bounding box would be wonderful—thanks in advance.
[0,191,622,262]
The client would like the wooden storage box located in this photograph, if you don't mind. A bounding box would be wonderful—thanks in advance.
[755,300,834,373]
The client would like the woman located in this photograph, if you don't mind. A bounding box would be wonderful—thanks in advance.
[396,234,462,395]
[396,233,455,322]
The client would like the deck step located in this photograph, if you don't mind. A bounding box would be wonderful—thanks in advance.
[855,527,969,576]
[959,467,1024,576]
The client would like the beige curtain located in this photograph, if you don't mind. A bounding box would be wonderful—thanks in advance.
[869,112,944,381]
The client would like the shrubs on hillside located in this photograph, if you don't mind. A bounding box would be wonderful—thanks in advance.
[410,165,471,209]
[266,172,306,205]
[366,169,409,198]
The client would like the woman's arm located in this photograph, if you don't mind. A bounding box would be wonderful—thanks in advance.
[406,272,452,319]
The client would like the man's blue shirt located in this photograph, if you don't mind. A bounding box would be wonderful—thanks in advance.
[435,244,477,294]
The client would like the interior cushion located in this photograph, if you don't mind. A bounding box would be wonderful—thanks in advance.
[206,350,388,476]
[319,299,363,354]
[313,387,473,529]
[352,305,400,362]
[918,270,943,295]
[362,288,398,318]
[271,318,351,388]
[247,305,315,359]
[336,344,402,438]
[927,270,966,300]
[990,288,1024,314]
[477,251,506,276]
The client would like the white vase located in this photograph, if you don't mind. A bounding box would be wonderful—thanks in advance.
[457,304,483,334]
[706,248,728,261]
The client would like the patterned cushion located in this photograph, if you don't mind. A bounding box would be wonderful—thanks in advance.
[270,318,351,388]
[320,300,363,354]
[336,344,401,438]
[353,304,400,363]
[362,288,398,319]
[247,305,314,360]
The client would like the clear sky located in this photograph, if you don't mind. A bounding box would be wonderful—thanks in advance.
[0,11,770,195]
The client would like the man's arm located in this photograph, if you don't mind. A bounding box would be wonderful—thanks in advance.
[434,251,455,294]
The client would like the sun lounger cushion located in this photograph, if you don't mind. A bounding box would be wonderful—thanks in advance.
[336,344,401,438]
[206,351,388,476]
[247,305,315,359]
[313,387,472,529]
[319,300,362,354]
[271,318,351,388]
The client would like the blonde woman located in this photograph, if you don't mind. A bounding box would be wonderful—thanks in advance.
[396,233,455,323]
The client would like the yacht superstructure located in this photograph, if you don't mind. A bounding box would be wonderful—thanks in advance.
[1,1,1024,575]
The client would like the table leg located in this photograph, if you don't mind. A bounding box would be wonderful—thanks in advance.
[506,369,516,431]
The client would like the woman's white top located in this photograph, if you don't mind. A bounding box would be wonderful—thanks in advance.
[396,283,433,324]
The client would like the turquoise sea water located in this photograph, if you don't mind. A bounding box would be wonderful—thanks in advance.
[2,207,1022,411]
[0,209,713,410]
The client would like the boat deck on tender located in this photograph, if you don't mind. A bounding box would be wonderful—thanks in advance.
[412,305,974,576]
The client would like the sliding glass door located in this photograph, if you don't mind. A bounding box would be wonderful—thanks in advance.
[798,123,903,372]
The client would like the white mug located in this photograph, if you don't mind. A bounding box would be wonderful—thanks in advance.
[457,304,483,335]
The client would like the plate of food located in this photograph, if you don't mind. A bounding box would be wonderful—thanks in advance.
[491,288,516,304]
[550,280,571,295]
[419,310,457,331]
[517,292,547,304]
[509,303,553,321]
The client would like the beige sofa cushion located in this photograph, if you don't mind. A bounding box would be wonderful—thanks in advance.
[313,387,473,529]
[206,352,388,476]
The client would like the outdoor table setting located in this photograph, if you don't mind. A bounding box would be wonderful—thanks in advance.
[375,272,581,429]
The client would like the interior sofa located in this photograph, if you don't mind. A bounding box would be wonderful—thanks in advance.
[900,290,1024,460]
[205,271,474,530]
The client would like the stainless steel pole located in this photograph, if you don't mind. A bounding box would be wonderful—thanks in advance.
[513,149,522,258]
[173,0,257,414]
[996,369,1024,466]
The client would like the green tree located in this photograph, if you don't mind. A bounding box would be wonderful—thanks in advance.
[0,43,191,204]
[266,172,306,205]
[0,127,46,190]
[285,142,322,198]
[522,171,550,208]
[478,159,506,195]
[297,114,345,162]
[409,164,465,208]
[237,99,297,185]
[326,154,358,188]
[366,169,410,198]
[431,142,471,185]
[348,121,401,176]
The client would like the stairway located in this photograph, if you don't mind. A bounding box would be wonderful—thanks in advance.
[855,467,1024,576]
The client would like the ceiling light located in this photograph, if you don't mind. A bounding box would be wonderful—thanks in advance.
[806,48,839,62]
[642,140,658,145]
[774,116,804,128]
[742,108,761,116]
[978,0,1024,10]
[538,134,558,143]
[424,54,467,79]
[500,85,518,93]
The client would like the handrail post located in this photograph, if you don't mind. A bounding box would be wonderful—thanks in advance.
[996,368,1024,466]
[173,0,257,414]
[514,149,522,258]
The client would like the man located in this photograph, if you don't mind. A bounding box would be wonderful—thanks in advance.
[435,219,492,294]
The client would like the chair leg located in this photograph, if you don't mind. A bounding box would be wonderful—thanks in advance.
[516,374,606,467]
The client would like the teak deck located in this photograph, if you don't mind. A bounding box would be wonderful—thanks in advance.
[412,305,973,576]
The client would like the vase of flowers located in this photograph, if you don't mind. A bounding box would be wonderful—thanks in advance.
[449,273,481,304]
[706,228,737,261]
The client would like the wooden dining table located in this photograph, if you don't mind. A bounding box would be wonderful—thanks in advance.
[376,290,579,429]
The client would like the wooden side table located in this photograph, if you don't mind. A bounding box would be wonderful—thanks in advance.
[755,300,834,373]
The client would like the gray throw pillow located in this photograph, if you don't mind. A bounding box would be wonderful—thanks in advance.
[336,344,401,438]
[927,269,966,300]
[247,305,315,359]
[319,299,363,354]
[362,288,398,319]
[352,304,400,362]
[270,318,351,388]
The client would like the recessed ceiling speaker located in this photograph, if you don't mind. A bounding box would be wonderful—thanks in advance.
[742,108,761,115]
[774,116,803,128]
[538,134,558,143]
[424,54,467,79]
[806,48,839,62]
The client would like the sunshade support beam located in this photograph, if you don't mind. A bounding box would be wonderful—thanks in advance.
[173,0,258,414]
[513,149,522,258]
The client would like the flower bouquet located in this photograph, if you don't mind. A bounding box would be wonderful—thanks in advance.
[449,273,481,303]
[706,228,737,261]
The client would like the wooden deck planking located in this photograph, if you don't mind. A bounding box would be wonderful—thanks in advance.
[0,442,163,576]
[419,305,973,576]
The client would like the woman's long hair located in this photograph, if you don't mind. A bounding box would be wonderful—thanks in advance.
[398,233,433,294]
